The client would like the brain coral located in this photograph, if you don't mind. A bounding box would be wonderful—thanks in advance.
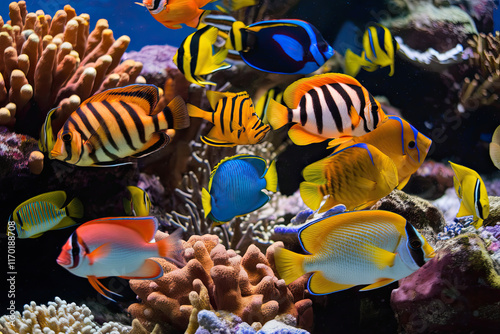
[128,233,313,333]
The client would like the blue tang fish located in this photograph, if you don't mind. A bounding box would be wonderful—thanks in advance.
[202,154,278,224]
[226,19,334,74]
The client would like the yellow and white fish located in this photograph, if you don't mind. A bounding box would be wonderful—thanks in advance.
[123,186,151,216]
[266,73,386,146]
[449,161,490,229]
[50,84,189,167]
[187,90,270,146]
[274,210,435,295]
[10,191,83,238]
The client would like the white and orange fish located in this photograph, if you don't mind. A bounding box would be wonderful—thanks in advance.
[142,0,214,29]
[57,216,181,300]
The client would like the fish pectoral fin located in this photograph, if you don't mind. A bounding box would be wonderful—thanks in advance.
[308,271,354,295]
[87,276,122,302]
[206,90,230,110]
[359,278,396,291]
[318,196,339,213]
[131,132,170,158]
[87,243,112,265]
[201,188,212,218]
[327,137,354,150]
[273,34,304,61]
[299,182,324,211]
[363,244,396,270]
[288,125,327,146]
[120,259,164,279]
[352,176,377,190]
[52,217,78,230]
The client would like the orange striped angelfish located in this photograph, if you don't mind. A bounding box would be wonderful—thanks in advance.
[266,73,387,146]
[187,90,270,147]
[50,84,189,167]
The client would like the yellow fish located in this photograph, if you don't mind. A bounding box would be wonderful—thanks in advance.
[254,87,284,124]
[449,161,490,229]
[187,90,270,146]
[300,143,398,212]
[173,25,231,87]
[274,209,435,295]
[329,115,432,189]
[489,124,500,169]
[123,186,151,216]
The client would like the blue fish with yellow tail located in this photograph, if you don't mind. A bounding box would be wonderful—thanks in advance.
[123,186,151,216]
[10,191,84,238]
[300,143,398,212]
[50,84,190,167]
[345,23,399,77]
[225,19,334,74]
[187,90,270,147]
[173,25,231,87]
[202,154,278,224]
[274,210,435,295]
[449,161,489,229]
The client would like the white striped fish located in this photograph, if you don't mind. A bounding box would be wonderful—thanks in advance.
[187,90,270,147]
[50,84,189,167]
[11,191,83,239]
[266,73,387,146]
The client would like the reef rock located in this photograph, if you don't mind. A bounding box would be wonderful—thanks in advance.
[391,233,500,333]
[484,196,500,227]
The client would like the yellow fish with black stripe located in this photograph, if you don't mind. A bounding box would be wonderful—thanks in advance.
[123,186,151,216]
[50,84,190,167]
[254,86,284,124]
[187,90,270,147]
[173,25,231,87]
[345,23,399,77]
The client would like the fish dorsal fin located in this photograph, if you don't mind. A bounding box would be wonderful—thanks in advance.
[284,73,363,109]
[449,161,480,182]
[206,90,235,110]
[83,84,160,115]
[273,34,304,61]
[14,191,67,213]
[308,271,354,295]
[83,217,158,242]
[120,259,163,279]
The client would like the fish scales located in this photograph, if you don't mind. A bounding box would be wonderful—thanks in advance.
[18,202,63,235]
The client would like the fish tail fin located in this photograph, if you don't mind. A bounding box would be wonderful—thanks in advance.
[201,187,212,218]
[274,246,307,285]
[156,228,183,258]
[299,182,324,211]
[264,160,278,192]
[163,96,190,130]
[344,49,362,77]
[226,21,247,51]
[65,197,84,219]
[187,103,213,123]
[267,98,292,130]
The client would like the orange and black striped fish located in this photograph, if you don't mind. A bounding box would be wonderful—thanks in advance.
[266,73,387,146]
[50,84,189,167]
[187,90,270,147]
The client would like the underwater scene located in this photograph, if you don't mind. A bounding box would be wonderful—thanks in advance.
[1,0,500,333]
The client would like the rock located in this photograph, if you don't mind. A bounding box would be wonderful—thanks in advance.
[484,196,500,226]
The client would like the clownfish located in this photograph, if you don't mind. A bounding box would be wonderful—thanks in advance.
[57,216,182,301]
[274,209,435,295]
[50,84,189,167]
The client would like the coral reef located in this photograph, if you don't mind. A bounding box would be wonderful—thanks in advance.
[391,233,500,333]
[0,126,37,179]
[0,297,131,334]
[128,234,312,333]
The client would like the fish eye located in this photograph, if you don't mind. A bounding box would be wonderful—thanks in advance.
[409,238,422,250]
[62,132,73,142]
[408,141,416,149]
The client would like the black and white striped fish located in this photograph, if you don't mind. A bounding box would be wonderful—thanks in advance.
[266,73,387,146]
[50,84,189,166]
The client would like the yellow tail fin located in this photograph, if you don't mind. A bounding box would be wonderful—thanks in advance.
[274,247,307,285]
[187,103,213,123]
[201,187,212,218]
[344,49,362,77]
[266,98,291,130]
[299,181,324,210]
[65,197,84,218]
[264,160,278,192]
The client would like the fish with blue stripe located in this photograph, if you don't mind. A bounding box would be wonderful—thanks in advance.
[274,209,435,295]
[225,19,334,74]
[50,84,190,167]
[345,23,399,77]
[187,90,270,146]
[266,73,387,146]
[10,191,84,238]
[449,161,490,229]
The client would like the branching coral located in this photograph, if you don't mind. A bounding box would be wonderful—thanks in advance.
[0,297,131,334]
[128,234,313,333]
[0,1,142,138]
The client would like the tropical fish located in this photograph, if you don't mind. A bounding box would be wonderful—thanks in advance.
[10,191,83,239]
[266,73,387,145]
[345,23,399,77]
[141,0,214,30]
[489,124,500,169]
[254,86,284,124]
[329,115,432,189]
[449,161,490,229]
[274,210,435,295]
[123,186,151,216]
[187,90,270,146]
[39,107,57,153]
[50,84,189,167]
[173,25,231,87]
[300,143,398,212]
[197,10,237,44]
[202,154,278,223]
[225,19,334,74]
[56,216,182,301]
[217,0,258,12]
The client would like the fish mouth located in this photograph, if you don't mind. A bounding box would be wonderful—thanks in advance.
[50,149,62,158]
[56,254,71,267]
